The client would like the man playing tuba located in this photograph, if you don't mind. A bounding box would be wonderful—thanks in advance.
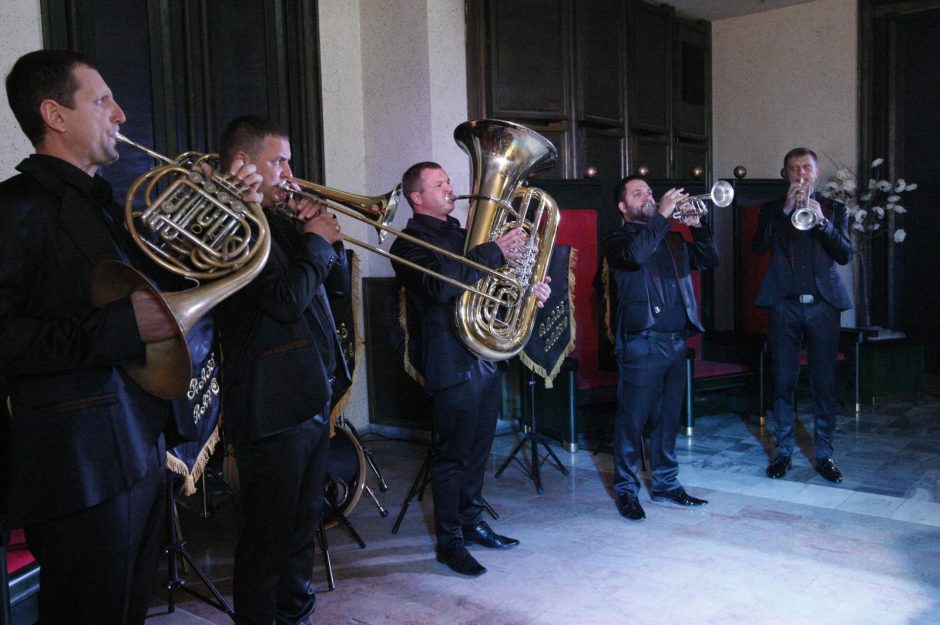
[390,161,550,577]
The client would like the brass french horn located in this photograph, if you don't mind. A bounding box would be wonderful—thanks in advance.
[90,133,270,399]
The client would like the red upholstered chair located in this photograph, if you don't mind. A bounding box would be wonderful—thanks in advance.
[2,405,40,625]
[672,220,756,435]
[1,523,39,625]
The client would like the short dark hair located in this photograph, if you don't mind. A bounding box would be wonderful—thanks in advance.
[5,49,97,146]
[401,161,442,209]
[613,174,647,203]
[219,115,288,169]
[783,147,818,171]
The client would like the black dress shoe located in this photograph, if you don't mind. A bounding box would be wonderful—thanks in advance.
[766,455,792,479]
[815,457,843,483]
[651,487,708,507]
[615,494,646,521]
[462,521,519,549]
[435,543,487,577]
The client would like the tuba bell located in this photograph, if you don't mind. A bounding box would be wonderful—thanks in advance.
[451,119,560,361]
[90,133,270,399]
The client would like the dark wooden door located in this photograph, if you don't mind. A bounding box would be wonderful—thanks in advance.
[41,0,323,202]
[864,1,940,371]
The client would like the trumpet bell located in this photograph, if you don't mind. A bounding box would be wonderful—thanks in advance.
[791,207,818,230]
[710,180,735,207]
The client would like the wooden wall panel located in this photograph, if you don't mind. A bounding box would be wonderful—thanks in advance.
[489,0,570,118]
[41,0,324,203]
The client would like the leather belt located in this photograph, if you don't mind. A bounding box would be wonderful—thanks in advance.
[787,294,816,304]
[633,329,686,341]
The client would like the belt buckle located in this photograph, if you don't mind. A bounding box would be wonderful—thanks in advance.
[799,294,815,304]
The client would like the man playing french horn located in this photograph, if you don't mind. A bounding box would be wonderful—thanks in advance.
[601,175,718,522]
[0,50,263,625]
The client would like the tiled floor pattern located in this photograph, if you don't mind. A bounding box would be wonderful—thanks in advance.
[147,389,940,625]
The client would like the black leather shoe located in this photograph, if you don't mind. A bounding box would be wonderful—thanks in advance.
[815,457,843,483]
[766,455,792,479]
[651,487,708,507]
[435,543,487,577]
[615,494,646,521]
[462,521,519,549]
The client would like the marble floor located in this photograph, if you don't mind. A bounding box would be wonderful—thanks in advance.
[147,383,940,625]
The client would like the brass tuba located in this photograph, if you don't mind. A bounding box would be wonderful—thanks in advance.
[451,119,560,361]
[90,133,270,399]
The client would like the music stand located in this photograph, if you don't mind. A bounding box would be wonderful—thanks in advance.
[163,470,234,618]
[494,368,569,494]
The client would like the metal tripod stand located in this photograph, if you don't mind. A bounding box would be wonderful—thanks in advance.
[391,423,498,534]
[494,368,569,494]
[163,470,234,618]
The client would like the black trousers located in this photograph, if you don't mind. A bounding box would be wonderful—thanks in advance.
[613,332,687,498]
[24,440,166,625]
[233,414,330,625]
[431,362,500,549]
[767,298,841,459]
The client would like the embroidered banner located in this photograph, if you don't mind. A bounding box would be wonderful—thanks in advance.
[521,244,576,388]
[166,314,221,495]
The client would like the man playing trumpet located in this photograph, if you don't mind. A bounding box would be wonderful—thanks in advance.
[753,147,852,483]
[601,175,718,521]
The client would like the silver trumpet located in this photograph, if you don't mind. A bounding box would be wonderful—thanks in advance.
[791,177,818,230]
[670,180,735,220]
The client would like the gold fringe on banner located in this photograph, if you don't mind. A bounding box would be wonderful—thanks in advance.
[520,247,578,389]
[165,424,220,496]
[398,287,426,388]
[330,250,364,436]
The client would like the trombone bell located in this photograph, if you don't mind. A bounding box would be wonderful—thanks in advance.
[279,180,401,244]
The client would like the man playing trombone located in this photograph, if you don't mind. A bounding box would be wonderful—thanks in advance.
[601,175,718,522]
[215,116,351,625]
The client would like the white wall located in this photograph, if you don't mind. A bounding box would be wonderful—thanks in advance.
[319,0,468,427]
[711,0,858,327]
[0,0,43,176]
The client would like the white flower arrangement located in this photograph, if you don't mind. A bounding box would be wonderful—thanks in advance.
[820,157,915,245]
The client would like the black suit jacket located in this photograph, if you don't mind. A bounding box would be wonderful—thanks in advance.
[751,195,852,311]
[216,212,351,445]
[0,155,173,525]
[389,214,505,393]
[601,213,719,354]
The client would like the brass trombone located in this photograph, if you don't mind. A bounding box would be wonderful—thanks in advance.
[274,180,521,307]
